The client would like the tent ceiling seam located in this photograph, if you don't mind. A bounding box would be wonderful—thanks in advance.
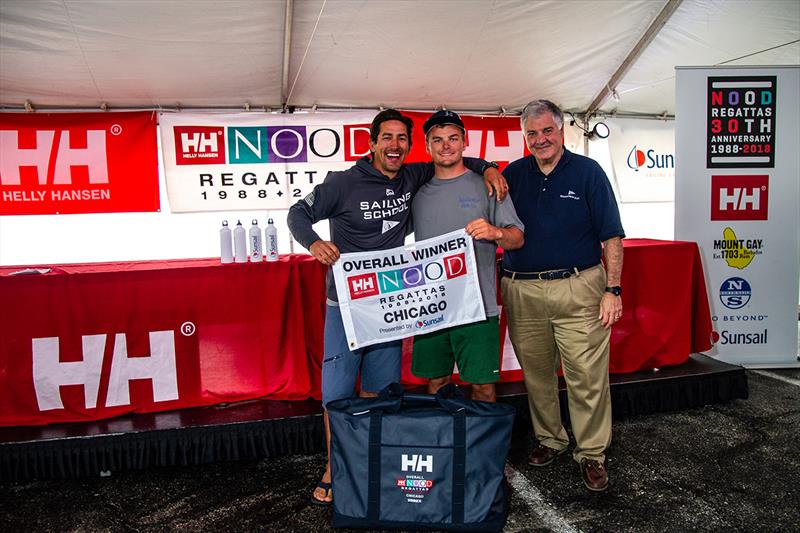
[285,0,327,109]
[716,39,800,66]
[584,0,684,119]
[62,0,103,101]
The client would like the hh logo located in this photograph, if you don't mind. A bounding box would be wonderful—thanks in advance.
[173,126,225,165]
[711,175,768,221]
[402,454,433,472]
[0,129,109,185]
[348,273,380,299]
[31,330,178,411]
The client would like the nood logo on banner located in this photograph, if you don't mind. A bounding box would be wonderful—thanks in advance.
[345,252,466,300]
[710,175,768,220]
[173,124,369,166]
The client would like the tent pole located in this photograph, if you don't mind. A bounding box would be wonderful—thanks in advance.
[281,0,295,111]
[584,0,683,119]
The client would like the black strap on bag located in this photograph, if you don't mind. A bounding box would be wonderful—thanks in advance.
[436,384,467,525]
[451,406,467,524]
[367,412,383,521]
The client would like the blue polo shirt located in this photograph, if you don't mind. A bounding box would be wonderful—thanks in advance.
[502,148,624,272]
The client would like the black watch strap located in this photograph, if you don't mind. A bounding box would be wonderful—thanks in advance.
[481,161,500,173]
[604,286,622,296]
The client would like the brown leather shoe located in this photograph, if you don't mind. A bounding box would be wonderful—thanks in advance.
[527,444,566,467]
[580,458,609,492]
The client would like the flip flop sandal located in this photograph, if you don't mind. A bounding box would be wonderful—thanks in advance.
[308,481,333,506]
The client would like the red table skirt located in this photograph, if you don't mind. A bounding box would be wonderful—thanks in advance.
[0,239,712,426]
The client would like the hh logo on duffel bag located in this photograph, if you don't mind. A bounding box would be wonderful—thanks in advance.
[401,454,433,472]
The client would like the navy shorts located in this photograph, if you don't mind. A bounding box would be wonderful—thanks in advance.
[321,304,402,407]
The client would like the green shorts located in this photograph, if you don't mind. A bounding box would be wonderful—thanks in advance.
[412,316,500,384]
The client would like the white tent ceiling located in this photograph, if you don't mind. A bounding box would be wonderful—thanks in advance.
[1,0,798,118]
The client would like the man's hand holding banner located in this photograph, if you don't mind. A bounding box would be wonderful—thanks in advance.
[333,229,485,349]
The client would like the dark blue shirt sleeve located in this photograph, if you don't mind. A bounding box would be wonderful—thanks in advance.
[587,161,625,242]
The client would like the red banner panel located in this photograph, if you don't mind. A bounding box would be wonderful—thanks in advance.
[401,111,528,170]
[0,256,327,427]
[0,241,712,427]
[0,112,159,215]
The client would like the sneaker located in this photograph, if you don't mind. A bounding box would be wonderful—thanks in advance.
[580,458,609,492]
[527,444,566,467]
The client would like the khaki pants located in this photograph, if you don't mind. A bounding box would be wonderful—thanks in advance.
[501,265,612,463]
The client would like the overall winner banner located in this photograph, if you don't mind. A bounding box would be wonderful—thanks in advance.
[333,229,485,350]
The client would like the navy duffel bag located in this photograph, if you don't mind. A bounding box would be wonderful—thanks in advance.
[327,383,515,531]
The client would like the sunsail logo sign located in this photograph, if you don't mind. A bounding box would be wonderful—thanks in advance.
[626,145,675,172]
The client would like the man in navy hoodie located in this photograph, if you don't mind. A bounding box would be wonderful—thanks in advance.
[288,109,505,505]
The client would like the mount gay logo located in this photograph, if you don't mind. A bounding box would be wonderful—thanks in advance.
[0,129,109,185]
[711,175,768,221]
[31,330,179,411]
[401,454,433,472]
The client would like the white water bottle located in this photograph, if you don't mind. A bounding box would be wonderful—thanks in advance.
[233,220,247,263]
[249,219,263,262]
[265,218,279,262]
[220,220,233,264]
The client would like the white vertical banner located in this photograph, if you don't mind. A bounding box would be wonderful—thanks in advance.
[675,66,800,367]
[332,229,485,350]
[607,118,675,202]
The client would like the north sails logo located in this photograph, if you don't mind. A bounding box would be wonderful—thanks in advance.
[559,190,580,200]
[386,188,395,196]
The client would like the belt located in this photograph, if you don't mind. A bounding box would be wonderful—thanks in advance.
[502,263,599,281]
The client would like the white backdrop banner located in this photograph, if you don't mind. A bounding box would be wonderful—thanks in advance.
[159,112,377,212]
[675,66,800,367]
[607,118,675,202]
[332,229,485,350]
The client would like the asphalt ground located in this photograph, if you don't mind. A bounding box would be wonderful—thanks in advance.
[1,367,799,533]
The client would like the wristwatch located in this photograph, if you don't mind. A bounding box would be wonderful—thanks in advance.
[604,286,622,296]
[481,161,500,173]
